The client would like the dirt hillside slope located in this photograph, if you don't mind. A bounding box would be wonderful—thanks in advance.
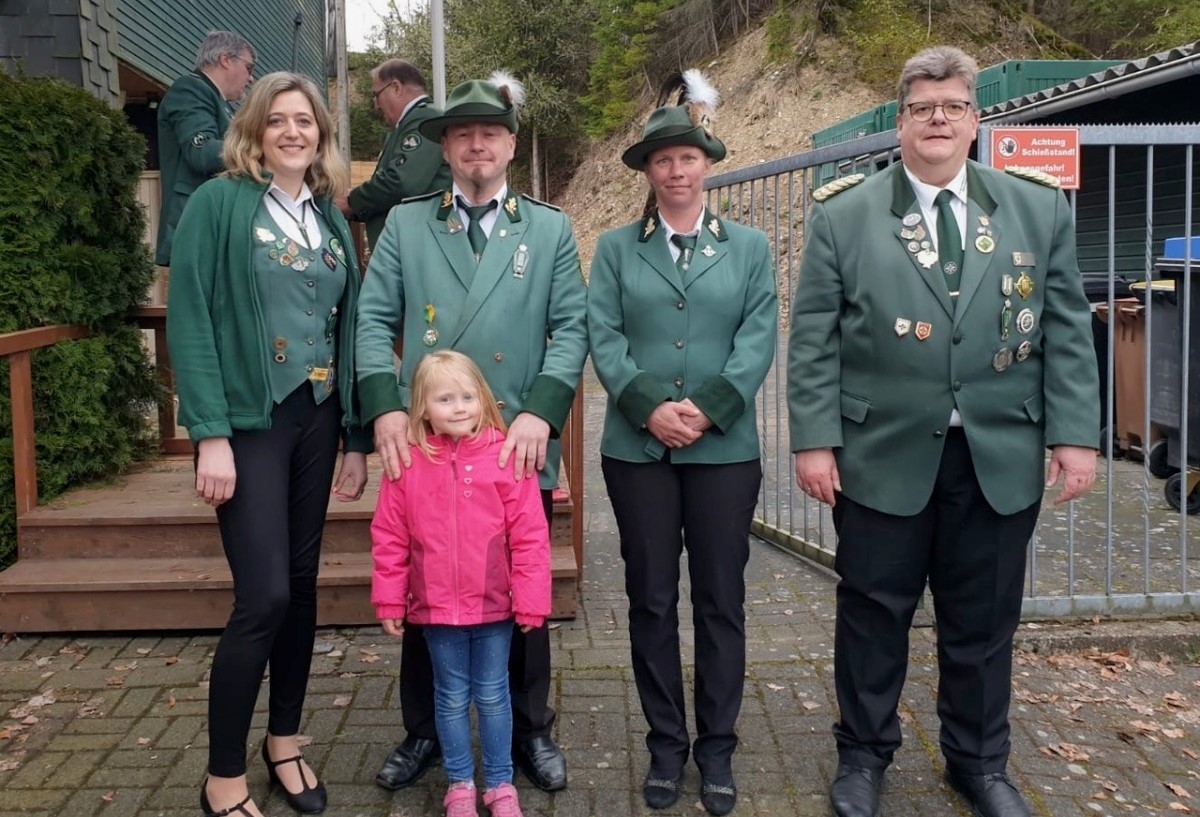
[562,26,884,265]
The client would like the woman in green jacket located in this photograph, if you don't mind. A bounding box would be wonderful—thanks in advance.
[167,72,370,817]
[586,71,778,817]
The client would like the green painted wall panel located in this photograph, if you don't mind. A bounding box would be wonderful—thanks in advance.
[115,0,327,92]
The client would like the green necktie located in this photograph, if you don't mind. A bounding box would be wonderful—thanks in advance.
[935,189,963,297]
[461,198,497,263]
[671,233,697,273]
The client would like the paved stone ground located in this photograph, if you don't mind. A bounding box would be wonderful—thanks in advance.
[3,368,1200,817]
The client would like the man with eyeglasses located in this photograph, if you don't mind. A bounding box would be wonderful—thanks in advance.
[155,30,256,271]
[336,59,450,252]
[788,45,1098,817]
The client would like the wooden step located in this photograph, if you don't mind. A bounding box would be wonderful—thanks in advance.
[0,547,579,632]
[18,457,575,561]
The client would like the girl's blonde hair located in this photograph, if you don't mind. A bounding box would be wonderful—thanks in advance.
[409,351,507,459]
[221,71,349,197]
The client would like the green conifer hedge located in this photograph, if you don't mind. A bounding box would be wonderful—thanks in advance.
[0,72,160,569]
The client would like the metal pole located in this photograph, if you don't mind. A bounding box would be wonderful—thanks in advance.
[332,0,350,164]
[431,0,446,107]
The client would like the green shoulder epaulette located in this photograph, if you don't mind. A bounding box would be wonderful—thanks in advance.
[520,193,562,212]
[812,173,866,203]
[1005,167,1061,189]
[401,189,447,205]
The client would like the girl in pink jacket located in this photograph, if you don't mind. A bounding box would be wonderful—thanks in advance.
[371,350,551,817]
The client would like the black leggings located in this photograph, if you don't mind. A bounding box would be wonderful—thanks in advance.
[207,385,341,777]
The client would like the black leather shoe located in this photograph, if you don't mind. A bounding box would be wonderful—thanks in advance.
[200,779,255,817]
[945,770,1031,817]
[642,772,683,809]
[830,763,884,817]
[374,735,441,790]
[700,778,738,816]
[261,741,327,814]
[513,735,567,791]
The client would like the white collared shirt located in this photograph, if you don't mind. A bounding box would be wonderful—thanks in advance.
[905,164,968,255]
[263,182,322,250]
[395,95,429,128]
[454,183,507,240]
[659,209,706,264]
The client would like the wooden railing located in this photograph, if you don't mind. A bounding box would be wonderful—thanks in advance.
[4,307,586,582]
[1,325,92,515]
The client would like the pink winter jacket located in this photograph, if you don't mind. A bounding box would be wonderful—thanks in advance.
[370,428,551,629]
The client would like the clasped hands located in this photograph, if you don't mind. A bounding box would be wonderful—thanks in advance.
[646,398,712,449]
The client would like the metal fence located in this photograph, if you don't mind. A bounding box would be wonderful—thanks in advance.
[706,123,1200,617]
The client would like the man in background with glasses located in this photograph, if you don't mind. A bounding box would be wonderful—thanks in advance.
[155,30,255,272]
[788,45,1098,817]
[336,59,450,253]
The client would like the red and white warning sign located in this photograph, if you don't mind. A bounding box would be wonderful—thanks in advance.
[990,127,1081,190]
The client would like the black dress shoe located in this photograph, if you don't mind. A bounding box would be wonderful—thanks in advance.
[945,770,1031,817]
[375,735,441,790]
[830,763,884,817]
[513,735,567,791]
[642,772,683,809]
[700,778,738,816]
[200,779,255,817]
[261,741,327,814]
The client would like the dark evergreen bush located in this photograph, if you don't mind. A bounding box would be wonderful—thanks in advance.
[0,71,159,568]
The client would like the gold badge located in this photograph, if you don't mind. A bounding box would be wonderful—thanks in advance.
[440,191,453,209]
[504,197,518,217]
[1015,272,1034,299]
[894,318,912,337]
[914,321,932,341]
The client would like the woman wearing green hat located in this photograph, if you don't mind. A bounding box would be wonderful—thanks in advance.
[586,70,778,816]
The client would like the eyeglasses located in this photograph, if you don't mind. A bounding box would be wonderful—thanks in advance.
[372,82,396,102]
[904,100,972,122]
[230,54,255,75]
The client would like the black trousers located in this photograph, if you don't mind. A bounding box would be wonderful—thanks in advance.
[207,385,342,777]
[830,428,1040,774]
[601,455,761,780]
[400,489,556,741]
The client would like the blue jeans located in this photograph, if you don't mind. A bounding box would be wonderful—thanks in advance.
[423,619,515,789]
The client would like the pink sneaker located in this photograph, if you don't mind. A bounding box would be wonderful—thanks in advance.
[482,782,524,817]
[444,782,479,817]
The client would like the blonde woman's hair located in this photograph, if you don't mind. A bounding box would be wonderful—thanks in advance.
[409,351,507,459]
[221,71,349,197]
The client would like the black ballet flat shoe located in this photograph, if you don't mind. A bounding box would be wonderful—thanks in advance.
[261,741,328,814]
[700,778,738,816]
[200,779,256,817]
[642,772,683,810]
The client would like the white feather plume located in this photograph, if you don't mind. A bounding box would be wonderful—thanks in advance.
[681,69,720,111]
[488,70,526,109]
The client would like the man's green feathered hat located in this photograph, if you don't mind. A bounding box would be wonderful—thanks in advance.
[419,70,525,139]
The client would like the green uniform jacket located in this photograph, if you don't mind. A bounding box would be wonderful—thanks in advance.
[588,212,778,463]
[347,98,451,250]
[356,191,589,489]
[787,161,1099,517]
[166,176,372,453]
[155,72,233,265]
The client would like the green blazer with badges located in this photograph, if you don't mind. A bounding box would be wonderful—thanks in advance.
[166,176,371,453]
[355,190,589,489]
[347,98,451,250]
[787,161,1099,517]
[156,72,233,265]
[588,211,778,464]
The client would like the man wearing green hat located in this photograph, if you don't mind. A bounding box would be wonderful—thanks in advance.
[356,71,587,795]
[334,59,450,252]
[587,69,778,817]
